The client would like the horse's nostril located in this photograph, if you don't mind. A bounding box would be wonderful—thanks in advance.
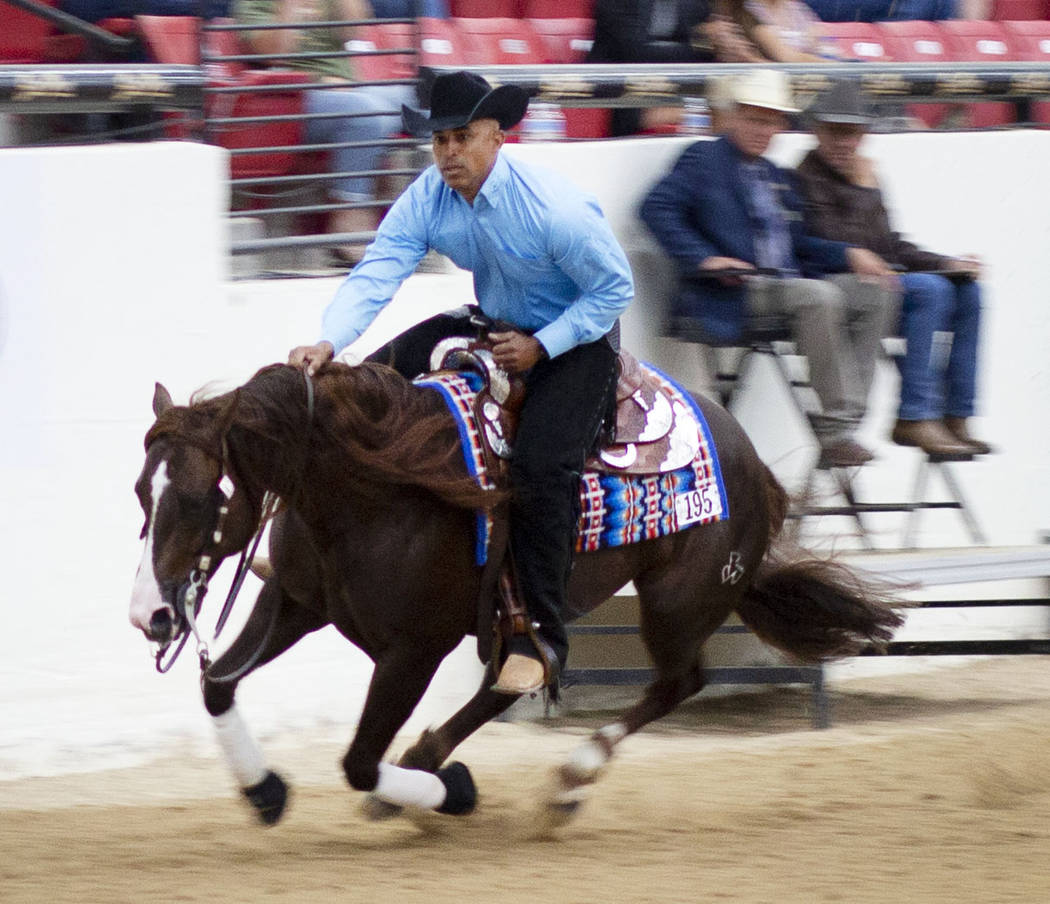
[149,608,174,640]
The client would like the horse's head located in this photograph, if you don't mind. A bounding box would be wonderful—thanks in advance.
[129,383,258,654]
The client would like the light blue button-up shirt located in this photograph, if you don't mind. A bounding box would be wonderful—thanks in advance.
[320,152,634,360]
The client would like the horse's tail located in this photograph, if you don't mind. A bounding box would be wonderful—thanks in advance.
[733,464,907,662]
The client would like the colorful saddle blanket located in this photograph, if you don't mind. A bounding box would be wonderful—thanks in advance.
[417,362,729,565]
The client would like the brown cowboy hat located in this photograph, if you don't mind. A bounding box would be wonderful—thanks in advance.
[402,71,530,136]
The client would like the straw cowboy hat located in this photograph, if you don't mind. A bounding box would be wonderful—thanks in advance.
[730,68,799,114]
[402,71,530,136]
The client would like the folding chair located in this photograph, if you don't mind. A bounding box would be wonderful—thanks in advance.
[880,338,988,547]
[667,306,880,548]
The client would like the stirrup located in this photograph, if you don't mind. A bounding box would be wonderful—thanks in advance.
[492,652,546,695]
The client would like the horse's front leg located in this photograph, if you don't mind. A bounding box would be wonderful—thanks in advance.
[203,581,327,825]
[362,661,517,820]
[345,646,478,817]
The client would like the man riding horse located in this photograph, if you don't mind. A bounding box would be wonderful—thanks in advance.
[289,71,634,695]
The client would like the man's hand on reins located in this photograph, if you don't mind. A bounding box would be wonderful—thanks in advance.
[288,341,335,376]
[489,331,546,374]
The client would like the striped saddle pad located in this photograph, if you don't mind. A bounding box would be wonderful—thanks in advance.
[416,361,729,565]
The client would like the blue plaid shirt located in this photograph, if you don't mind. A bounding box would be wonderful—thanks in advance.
[320,153,634,359]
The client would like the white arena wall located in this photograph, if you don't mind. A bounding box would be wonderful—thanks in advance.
[1,133,1048,780]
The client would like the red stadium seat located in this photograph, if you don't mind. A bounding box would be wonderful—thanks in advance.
[991,0,1049,19]
[136,15,201,64]
[1000,19,1050,122]
[563,107,610,138]
[528,17,594,62]
[207,70,314,180]
[45,16,138,62]
[1000,17,1050,53]
[348,22,416,81]
[522,0,594,17]
[875,21,955,128]
[419,16,483,66]
[815,22,893,62]
[202,21,315,180]
[134,16,202,138]
[0,0,55,62]
[449,0,521,16]
[940,20,1020,126]
[453,17,550,64]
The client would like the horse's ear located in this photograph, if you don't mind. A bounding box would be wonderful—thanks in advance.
[153,383,174,417]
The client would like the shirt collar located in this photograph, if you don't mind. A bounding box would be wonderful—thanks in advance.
[474,152,508,209]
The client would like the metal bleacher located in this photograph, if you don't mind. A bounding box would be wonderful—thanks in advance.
[5,1,1050,261]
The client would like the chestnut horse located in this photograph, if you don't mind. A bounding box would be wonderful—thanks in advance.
[130,361,902,826]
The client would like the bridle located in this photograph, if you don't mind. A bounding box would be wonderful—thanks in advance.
[153,368,315,677]
[154,472,273,674]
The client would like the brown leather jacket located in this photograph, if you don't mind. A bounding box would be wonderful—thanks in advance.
[795,149,949,273]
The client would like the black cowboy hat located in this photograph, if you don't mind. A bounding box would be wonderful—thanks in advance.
[805,79,875,127]
[401,71,530,136]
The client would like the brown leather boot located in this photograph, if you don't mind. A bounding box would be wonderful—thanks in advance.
[492,653,545,695]
[891,419,973,457]
[943,417,994,455]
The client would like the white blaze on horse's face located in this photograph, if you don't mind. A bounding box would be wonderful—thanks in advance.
[129,460,174,635]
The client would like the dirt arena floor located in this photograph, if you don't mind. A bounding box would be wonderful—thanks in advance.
[5,657,1050,904]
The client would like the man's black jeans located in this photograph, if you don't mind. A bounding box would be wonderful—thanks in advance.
[368,309,619,668]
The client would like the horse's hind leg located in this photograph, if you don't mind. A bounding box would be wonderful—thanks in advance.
[202,581,327,825]
[547,553,740,820]
[401,663,517,770]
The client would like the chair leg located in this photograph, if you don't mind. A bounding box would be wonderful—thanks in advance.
[829,467,874,550]
[936,462,988,545]
[903,458,931,547]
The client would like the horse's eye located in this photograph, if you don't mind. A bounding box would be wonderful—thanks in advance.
[175,492,210,519]
[139,519,149,540]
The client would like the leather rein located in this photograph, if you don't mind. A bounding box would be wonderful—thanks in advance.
[154,368,315,677]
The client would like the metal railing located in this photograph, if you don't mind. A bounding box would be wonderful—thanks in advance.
[200,16,426,265]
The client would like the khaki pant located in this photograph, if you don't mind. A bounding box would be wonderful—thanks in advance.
[747,274,900,443]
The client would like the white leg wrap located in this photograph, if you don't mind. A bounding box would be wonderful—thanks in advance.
[212,707,267,788]
[373,762,447,811]
[568,722,627,781]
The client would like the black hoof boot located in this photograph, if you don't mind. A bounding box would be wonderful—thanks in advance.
[242,770,289,825]
[435,761,477,816]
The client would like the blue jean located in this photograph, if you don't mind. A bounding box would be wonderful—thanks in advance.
[896,272,982,421]
[304,83,415,201]
[369,0,449,16]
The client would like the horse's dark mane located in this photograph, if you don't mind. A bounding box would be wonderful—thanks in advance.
[166,362,499,512]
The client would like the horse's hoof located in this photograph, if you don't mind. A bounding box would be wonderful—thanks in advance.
[241,770,289,826]
[436,761,477,816]
[361,794,403,821]
[525,770,587,839]
[525,796,584,840]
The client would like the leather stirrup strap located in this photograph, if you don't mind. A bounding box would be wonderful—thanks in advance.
[474,501,510,665]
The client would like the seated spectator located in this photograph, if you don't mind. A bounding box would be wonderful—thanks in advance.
[800,0,988,23]
[587,0,763,137]
[640,69,898,468]
[718,0,843,62]
[234,0,416,262]
[795,80,992,456]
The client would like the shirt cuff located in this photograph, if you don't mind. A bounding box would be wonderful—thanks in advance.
[534,319,576,360]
